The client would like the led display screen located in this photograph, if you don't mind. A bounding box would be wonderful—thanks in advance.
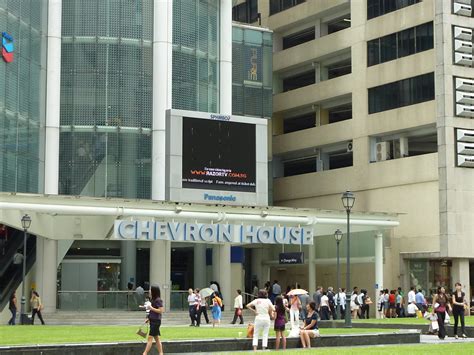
[182,117,256,192]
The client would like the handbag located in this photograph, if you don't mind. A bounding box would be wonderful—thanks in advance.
[246,323,254,338]
[136,323,148,338]
[237,308,242,316]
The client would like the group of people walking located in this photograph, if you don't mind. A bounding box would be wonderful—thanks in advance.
[187,281,226,328]
[7,290,45,325]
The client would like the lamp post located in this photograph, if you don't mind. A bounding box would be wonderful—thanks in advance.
[334,229,343,320]
[341,191,355,327]
[20,214,31,325]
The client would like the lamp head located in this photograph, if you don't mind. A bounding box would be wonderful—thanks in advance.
[341,191,355,211]
[21,214,31,230]
[334,229,343,242]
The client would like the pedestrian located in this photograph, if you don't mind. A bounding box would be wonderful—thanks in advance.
[327,287,336,319]
[252,282,259,297]
[407,302,418,317]
[274,295,288,350]
[360,289,370,319]
[271,280,281,304]
[312,286,322,313]
[350,287,359,319]
[396,289,403,317]
[338,288,346,319]
[407,286,416,305]
[388,290,396,318]
[193,289,202,327]
[139,296,152,321]
[199,296,210,325]
[451,282,468,339]
[298,291,310,321]
[320,291,330,320]
[135,284,145,306]
[432,286,451,340]
[231,289,244,324]
[288,290,301,329]
[143,284,164,355]
[211,291,223,327]
[8,292,17,325]
[187,288,196,326]
[415,288,425,314]
[383,289,390,318]
[300,301,320,349]
[246,289,274,351]
[30,291,45,325]
[378,290,385,319]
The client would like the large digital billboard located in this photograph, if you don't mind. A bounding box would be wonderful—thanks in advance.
[182,117,256,192]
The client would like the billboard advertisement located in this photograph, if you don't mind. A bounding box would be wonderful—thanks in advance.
[182,117,256,192]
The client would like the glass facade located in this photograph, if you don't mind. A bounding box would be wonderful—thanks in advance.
[59,0,153,199]
[367,22,433,66]
[172,0,219,113]
[368,73,435,114]
[232,26,272,118]
[0,1,47,193]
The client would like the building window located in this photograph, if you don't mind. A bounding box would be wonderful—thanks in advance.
[327,59,352,80]
[270,0,305,16]
[327,16,351,34]
[328,104,352,124]
[368,72,434,114]
[282,70,315,92]
[367,0,421,20]
[283,157,316,177]
[283,27,315,50]
[232,0,258,24]
[367,22,433,67]
[283,113,315,133]
[328,151,353,170]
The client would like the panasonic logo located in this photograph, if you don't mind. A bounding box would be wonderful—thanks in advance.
[210,114,231,121]
[204,193,237,202]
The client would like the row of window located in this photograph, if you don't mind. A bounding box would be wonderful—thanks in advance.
[367,0,421,20]
[232,0,258,24]
[270,0,305,16]
[367,22,433,66]
[368,72,434,114]
[283,151,353,177]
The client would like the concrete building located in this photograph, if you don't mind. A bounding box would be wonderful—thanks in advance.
[0,0,399,322]
[239,0,474,300]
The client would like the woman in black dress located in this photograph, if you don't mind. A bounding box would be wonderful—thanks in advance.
[452,282,468,339]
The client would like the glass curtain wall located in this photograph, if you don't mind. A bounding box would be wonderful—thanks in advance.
[232,26,272,118]
[172,0,219,113]
[59,0,153,199]
[0,1,47,193]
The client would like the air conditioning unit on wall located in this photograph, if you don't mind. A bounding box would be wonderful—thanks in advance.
[456,91,474,105]
[454,39,473,54]
[455,52,474,66]
[457,128,474,142]
[456,77,474,92]
[375,142,390,162]
[454,26,473,41]
[454,3,472,17]
[457,142,474,155]
[456,104,474,117]
[458,155,474,167]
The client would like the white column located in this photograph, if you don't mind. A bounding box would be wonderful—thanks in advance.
[150,240,171,311]
[35,237,58,313]
[44,0,62,195]
[152,0,172,200]
[219,0,232,114]
[219,244,232,305]
[308,243,316,295]
[194,244,207,288]
[375,233,384,319]
[452,259,470,299]
[120,241,137,290]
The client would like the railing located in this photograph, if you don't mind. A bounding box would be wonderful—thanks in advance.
[57,290,190,311]
[242,291,256,306]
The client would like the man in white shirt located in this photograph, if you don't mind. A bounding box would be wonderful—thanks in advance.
[320,292,330,320]
[188,288,196,326]
[407,303,418,317]
[337,288,347,319]
[407,286,416,304]
[231,289,244,324]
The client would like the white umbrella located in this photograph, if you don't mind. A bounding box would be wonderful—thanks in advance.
[200,287,214,298]
[287,289,308,296]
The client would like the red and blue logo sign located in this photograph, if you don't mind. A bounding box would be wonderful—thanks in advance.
[2,32,14,63]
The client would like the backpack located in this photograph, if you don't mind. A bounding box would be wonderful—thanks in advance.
[354,295,360,306]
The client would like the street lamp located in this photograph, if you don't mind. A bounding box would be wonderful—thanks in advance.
[20,214,31,325]
[341,191,355,327]
[334,229,343,320]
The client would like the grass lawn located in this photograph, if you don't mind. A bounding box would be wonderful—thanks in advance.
[0,326,394,346]
[354,315,474,326]
[223,343,474,354]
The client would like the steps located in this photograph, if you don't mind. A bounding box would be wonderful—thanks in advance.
[41,310,254,326]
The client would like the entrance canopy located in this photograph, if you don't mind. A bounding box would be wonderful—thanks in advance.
[0,193,399,242]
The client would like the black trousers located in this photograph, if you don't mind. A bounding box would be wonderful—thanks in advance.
[191,306,201,326]
[231,308,244,324]
[453,306,465,336]
[360,304,369,319]
[199,305,209,324]
[320,306,330,320]
[436,311,446,339]
[189,305,195,325]
[32,308,45,325]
